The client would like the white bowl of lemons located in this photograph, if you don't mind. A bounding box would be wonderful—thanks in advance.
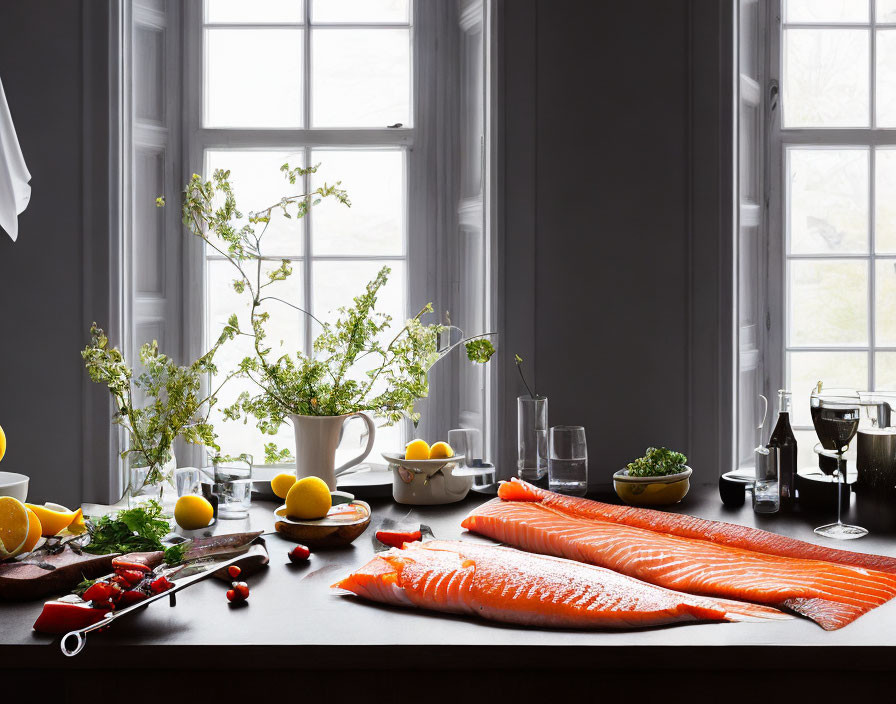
[382,440,471,505]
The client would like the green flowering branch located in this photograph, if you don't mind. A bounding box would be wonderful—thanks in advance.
[181,164,496,463]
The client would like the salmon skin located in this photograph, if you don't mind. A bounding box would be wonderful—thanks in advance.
[334,540,790,629]
[462,482,896,630]
[499,479,896,573]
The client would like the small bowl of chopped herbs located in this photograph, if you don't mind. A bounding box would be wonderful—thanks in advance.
[613,447,692,506]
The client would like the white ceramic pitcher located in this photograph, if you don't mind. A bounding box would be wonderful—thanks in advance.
[289,412,376,490]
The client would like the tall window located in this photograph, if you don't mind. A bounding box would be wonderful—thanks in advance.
[738,0,896,469]
[194,1,414,462]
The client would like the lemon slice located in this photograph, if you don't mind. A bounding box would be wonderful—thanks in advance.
[11,507,42,557]
[26,503,79,537]
[0,423,6,463]
[0,497,30,558]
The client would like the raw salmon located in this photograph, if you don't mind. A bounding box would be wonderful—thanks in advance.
[333,540,791,629]
[499,479,896,573]
[462,485,896,630]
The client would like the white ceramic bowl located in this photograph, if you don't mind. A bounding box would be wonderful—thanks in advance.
[381,452,472,505]
[0,472,29,502]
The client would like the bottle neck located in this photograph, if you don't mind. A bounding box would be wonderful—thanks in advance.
[777,390,792,416]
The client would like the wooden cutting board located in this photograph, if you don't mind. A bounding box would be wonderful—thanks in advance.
[0,547,118,601]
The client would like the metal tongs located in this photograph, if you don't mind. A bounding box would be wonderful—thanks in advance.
[60,545,264,657]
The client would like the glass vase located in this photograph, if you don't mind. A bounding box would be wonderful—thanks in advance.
[517,395,548,481]
[128,452,177,509]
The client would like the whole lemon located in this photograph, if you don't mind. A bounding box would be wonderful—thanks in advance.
[174,494,214,531]
[429,441,454,459]
[271,472,296,500]
[285,476,332,520]
[404,439,430,460]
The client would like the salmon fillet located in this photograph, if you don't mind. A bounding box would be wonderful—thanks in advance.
[333,540,791,629]
[461,483,896,630]
[500,478,896,573]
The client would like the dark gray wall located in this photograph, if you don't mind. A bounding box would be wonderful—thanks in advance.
[499,0,732,486]
[0,1,87,507]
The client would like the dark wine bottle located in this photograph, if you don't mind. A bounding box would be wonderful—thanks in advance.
[767,389,797,511]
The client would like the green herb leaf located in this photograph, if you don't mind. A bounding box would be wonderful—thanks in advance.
[625,447,688,477]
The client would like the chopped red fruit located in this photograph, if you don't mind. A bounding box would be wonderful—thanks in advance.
[118,590,149,608]
[150,576,174,594]
[287,544,311,563]
[110,574,131,589]
[227,565,241,579]
[375,528,423,549]
[232,582,249,600]
[33,601,112,634]
[112,555,154,573]
[117,569,147,586]
[82,581,115,604]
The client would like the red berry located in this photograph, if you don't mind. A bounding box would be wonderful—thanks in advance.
[226,589,238,603]
[233,582,250,600]
[288,544,311,563]
[227,565,241,579]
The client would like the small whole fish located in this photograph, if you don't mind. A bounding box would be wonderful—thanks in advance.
[334,540,790,629]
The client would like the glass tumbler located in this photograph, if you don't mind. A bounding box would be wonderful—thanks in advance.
[212,455,253,519]
[548,425,588,496]
[517,395,548,481]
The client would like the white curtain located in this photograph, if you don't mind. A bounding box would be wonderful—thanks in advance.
[0,75,31,241]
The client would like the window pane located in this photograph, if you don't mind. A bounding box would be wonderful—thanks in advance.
[877,149,896,253]
[789,259,868,346]
[311,0,409,23]
[312,29,410,127]
[879,0,896,23]
[794,429,820,474]
[207,258,305,460]
[312,259,407,460]
[206,0,303,23]
[788,350,868,425]
[875,352,896,389]
[205,29,302,128]
[311,150,405,256]
[783,29,869,127]
[876,30,896,127]
[784,0,869,23]
[206,150,305,257]
[788,148,869,254]
[875,259,896,345]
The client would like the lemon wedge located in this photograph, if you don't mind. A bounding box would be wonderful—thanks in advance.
[26,503,79,537]
[0,423,6,463]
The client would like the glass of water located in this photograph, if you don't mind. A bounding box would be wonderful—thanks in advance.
[548,425,588,496]
[212,455,253,519]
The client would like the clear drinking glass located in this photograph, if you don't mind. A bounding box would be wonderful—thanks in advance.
[517,395,548,481]
[212,455,253,520]
[548,425,588,496]
[810,388,867,539]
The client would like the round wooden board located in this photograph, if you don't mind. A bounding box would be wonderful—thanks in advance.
[273,501,371,548]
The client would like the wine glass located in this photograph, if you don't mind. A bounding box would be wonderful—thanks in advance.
[810,388,866,539]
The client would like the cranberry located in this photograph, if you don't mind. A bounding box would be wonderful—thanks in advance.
[232,582,249,600]
[288,544,311,563]
[227,565,241,579]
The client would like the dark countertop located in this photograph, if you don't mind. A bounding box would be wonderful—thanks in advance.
[3,482,896,674]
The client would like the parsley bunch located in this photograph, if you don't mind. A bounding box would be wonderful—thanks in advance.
[83,501,187,565]
[626,447,688,477]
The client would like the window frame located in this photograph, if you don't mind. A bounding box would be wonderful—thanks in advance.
[180,1,459,467]
[766,0,896,441]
